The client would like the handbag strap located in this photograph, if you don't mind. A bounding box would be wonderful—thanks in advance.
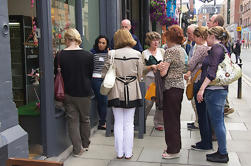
[192,69,202,83]
[109,50,116,66]
[57,51,62,71]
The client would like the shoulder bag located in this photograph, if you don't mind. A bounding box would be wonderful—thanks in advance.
[209,44,242,86]
[186,69,201,100]
[100,50,116,95]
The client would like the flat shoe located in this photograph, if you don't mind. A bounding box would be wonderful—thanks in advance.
[155,126,164,131]
[125,154,133,159]
[162,152,179,159]
[116,156,123,159]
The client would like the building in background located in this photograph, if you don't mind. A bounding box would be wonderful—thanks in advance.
[197,4,222,26]
[240,0,251,47]
[222,0,242,41]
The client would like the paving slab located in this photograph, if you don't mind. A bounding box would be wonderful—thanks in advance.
[133,135,166,148]
[188,150,240,166]
[138,147,188,165]
[90,131,114,146]
[244,122,251,130]
[108,161,160,166]
[227,140,251,152]
[75,144,143,161]
[229,131,251,141]
[64,158,109,166]
[225,122,247,131]
[237,152,251,166]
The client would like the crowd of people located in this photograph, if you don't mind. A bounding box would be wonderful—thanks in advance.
[54,14,242,163]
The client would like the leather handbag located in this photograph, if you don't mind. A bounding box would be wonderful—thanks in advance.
[209,45,242,86]
[54,53,65,101]
[186,69,201,100]
[100,50,116,95]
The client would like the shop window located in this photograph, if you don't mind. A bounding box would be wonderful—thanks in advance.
[51,0,76,52]
[82,0,100,50]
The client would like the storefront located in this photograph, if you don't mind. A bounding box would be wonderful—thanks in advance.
[1,0,101,164]
[242,26,251,47]
[0,0,149,164]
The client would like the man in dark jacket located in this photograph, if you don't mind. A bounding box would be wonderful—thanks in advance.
[233,39,242,63]
[111,19,143,52]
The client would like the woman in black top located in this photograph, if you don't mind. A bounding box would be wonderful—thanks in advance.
[54,28,94,157]
[90,35,109,130]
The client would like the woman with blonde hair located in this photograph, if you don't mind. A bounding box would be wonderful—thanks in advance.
[142,31,165,131]
[197,26,230,163]
[54,28,94,157]
[102,29,143,159]
[184,26,212,151]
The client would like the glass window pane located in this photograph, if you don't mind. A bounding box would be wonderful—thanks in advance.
[51,0,75,52]
[82,0,100,50]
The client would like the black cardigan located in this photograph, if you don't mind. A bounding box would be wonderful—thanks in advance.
[54,49,94,97]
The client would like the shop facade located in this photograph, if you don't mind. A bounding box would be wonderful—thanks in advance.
[0,0,149,165]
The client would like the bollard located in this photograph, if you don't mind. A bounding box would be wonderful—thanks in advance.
[237,60,242,99]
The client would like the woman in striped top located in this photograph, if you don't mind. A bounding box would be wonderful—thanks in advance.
[90,35,109,130]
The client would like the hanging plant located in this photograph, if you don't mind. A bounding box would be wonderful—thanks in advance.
[150,0,178,26]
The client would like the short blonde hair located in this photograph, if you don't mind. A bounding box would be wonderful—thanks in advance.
[145,32,161,46]
[64,28,82,45]
[114,29,136,49]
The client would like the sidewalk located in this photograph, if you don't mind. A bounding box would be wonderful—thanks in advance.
[63,80,251,166]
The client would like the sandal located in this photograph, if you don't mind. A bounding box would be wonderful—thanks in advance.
[162,151,179,159]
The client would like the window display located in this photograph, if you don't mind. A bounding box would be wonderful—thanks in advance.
[51,0,76,52]
[9,15,39,108]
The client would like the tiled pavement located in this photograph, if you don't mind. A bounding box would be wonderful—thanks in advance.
[64,80,251,166]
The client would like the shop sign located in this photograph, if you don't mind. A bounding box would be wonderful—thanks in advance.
[237,27,242,31]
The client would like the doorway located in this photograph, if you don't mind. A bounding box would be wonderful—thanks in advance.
[8,0,42,158]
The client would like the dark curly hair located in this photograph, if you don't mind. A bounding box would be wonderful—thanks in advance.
[93,35,109,52]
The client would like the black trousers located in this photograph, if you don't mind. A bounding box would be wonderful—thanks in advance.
[163,88,184,154]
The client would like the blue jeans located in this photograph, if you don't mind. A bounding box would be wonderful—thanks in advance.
[204,89,228,154]
[91,78,108,126]
[193,82,212,149]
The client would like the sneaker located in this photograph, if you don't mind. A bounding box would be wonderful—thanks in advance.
[191,145,212,151]
[162,151,180,159]
[224,108,234,115]
[187,124,199,130]
[206,151,229,163]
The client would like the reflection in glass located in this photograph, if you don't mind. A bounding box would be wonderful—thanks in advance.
[51,0,75,53]
[82,0,100,50]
